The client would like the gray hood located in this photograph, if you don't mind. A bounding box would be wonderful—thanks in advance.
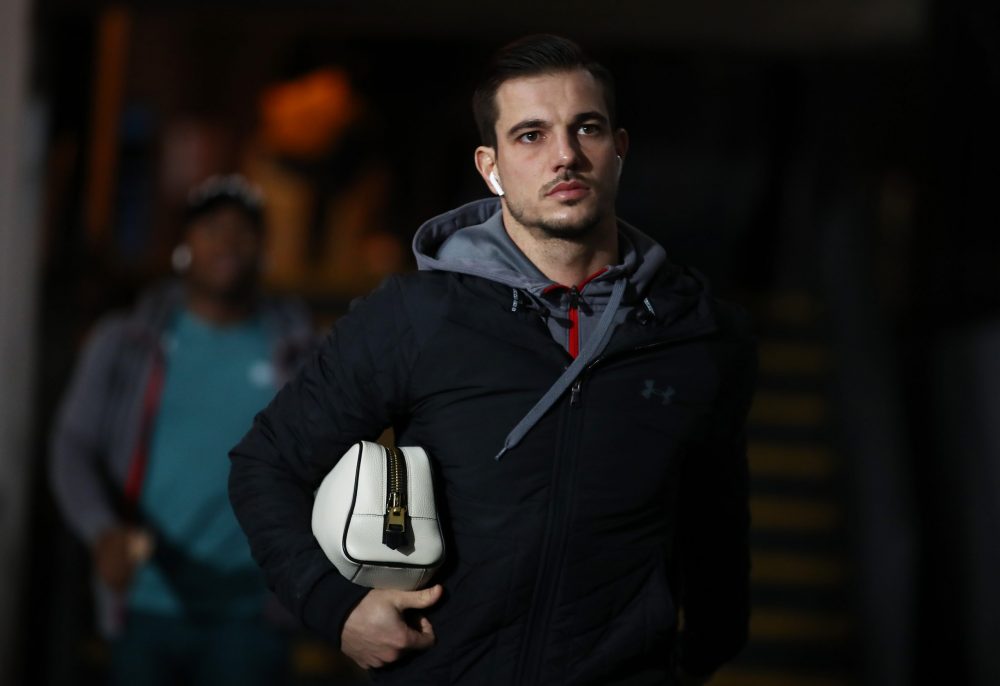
[412,197,671,459]
[413,197,668,305]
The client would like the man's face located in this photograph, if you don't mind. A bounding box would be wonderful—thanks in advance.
[185,204,261,299]
[481,69,627,241]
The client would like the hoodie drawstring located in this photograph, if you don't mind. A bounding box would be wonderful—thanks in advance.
[495,277,627,460]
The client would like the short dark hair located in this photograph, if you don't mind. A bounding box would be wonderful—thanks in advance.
[472,34,617,149]
[183,174,265,230]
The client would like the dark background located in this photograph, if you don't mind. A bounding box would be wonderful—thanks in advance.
[13,1,1000,684]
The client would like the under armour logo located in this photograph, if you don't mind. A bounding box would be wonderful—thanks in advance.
[641,380,675,405]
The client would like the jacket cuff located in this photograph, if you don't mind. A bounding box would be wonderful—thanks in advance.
[301,570,371,648]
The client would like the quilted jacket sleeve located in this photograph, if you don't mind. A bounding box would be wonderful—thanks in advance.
[228,276,418,646]
[675,308,757,678]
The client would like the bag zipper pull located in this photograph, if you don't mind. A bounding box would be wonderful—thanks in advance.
[383,496,407,550]
[382,447,408,550]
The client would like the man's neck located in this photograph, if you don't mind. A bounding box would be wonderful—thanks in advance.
[501,212,619,287]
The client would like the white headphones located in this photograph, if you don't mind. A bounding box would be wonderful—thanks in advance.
[489,170,504,196]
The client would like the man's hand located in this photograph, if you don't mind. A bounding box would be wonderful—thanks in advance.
[341,584,443,669]
[91,526,154,592]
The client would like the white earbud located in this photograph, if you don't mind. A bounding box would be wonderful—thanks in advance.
[171,244,192,273]
[489,170,505,197]
[616,155,624,180]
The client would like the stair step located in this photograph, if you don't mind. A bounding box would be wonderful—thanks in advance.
[750,496,840,532]
[758,341,831,377]
[751,552,846,586]
[749,391,828,427]
[748,441,836,479]
[753,291,826,329]
[750,608,851,642]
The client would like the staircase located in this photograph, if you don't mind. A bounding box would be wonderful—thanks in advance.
[714,292,858,686]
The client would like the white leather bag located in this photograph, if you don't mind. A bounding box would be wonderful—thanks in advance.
[312,441,445,590]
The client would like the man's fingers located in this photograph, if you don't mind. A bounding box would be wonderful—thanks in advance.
[393,584,443,611]
[342,586,441,670]
[406,622,436,651]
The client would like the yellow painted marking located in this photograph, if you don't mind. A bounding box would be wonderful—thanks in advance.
[748,441,836,479]
[751,496,840,531]
[752,552,847,586]
[758,341,831,376]
[750,608,851,641]
[749,391,827,427]
[758,292,824,327]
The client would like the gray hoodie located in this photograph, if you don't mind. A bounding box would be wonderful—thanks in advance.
[412,197,669,457]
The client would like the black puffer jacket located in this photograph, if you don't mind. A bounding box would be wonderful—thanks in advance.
[229,216,755,686]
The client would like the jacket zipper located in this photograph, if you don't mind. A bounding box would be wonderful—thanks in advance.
[515,371,586,684]
[568,286,581,359]
[546,269,606,360]
[515,323,717,684]
[569,377,583,406]
[382,446,408,550]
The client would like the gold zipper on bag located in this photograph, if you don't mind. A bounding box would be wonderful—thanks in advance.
[382,446,408,550]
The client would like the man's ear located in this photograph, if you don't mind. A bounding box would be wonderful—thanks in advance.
[475,146,503,197]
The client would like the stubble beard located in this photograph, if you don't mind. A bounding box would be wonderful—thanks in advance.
[505,193,607,242]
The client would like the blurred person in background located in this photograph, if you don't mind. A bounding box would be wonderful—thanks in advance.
[50,175,315,685]
[230,35,755,686]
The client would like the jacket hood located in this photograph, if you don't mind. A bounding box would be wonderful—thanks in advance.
[412,197,669,301]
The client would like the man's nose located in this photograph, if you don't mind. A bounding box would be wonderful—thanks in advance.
[552,132,582,171]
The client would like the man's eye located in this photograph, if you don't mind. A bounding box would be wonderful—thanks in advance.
[579,124,601,135]
[518,131,541,143]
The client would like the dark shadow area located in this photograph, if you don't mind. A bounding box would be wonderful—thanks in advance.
[16,1,1000,684]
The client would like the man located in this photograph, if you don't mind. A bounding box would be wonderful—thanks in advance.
[50,175,314,685]
[230,35,756,685]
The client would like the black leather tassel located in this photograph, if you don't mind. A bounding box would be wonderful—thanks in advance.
[382,528,407,550]
[383,506,408,550]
